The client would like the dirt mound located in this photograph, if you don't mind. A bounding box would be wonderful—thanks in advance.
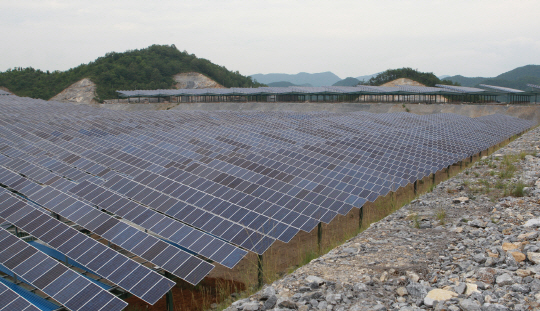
[174,72,224,89]
[381,78,426,87]
[50,78,98,104]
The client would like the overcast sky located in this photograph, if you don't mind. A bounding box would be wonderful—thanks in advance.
[1,0,539,79]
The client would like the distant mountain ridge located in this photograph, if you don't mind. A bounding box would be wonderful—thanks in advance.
[266,81,313,87]
[250,72,341,87]
[445,65,540,90]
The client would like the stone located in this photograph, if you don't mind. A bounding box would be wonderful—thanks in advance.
[353,283,367,292]
[495,273,514,286]
[528,252,540,264]
[502,242,520,251]
[423,289,457,307]
[454,282,467,294]
[518,231,538,240]
[465,283,480,296]
[510,251,526,262]
[379,271,388,282]
[476,268,496,284]
[298,306,308,311]
[372,304,386,311]
[481,304,509,311]
[243,303,259,311]
[469,219,486,228]
[516,269,532,277]
[342,247,357,254]
[261,287,276,300]
[325,294,341,305]
[405,283,428,299]
[263,295,277,310]
[524,218,540,228]
[278,301,297,310]
[453,197,470,204]
[305,276,325,285]
[459,298,481,311]
[510,284,530,293]
[406,271,420,282]
[396,287,408,296]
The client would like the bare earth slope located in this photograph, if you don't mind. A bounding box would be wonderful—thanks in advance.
[174,72,224,89]
[0,87,12,94]
[50,78,98,105]
[381,78,426,87]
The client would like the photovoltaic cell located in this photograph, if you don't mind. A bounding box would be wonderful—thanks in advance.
[0,227,127,311]
[0,94,534,311]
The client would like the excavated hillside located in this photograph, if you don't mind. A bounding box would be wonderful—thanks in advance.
[50,78,98,105]
[381,78,426,87]
[174,72,224,89]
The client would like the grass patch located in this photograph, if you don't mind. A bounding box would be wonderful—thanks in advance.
[511,182,528,197]
[436,209,446,225]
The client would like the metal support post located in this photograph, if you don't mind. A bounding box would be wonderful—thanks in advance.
[165,272,175,311]
[258,254,264,288]
[317,222,322,253]
[359,207,363,229]
[413,180,418,197]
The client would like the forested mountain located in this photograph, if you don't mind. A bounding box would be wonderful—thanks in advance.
[365,68,459,87]
[445,65,540,90]
[0,44,264,101]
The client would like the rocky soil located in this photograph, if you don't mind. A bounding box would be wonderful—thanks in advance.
[226,126,540,311]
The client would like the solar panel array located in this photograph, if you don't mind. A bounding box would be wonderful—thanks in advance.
[479,84,525,93]
[0,281,42,311]
[0,90,11,96]
[0,94,534,310]
[117,85,470,97]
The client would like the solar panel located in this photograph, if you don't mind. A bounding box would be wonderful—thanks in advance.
[435,84,486,93]
[0,187,174,305]
[0,227,127,311]
[0,281,41,311]
[0,93,534,310]
[0,167,214,285]
[479,84,524,93]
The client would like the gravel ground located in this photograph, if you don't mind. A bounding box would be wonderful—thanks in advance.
[225,126,540,311]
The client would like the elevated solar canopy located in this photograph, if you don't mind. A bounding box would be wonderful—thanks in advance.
[0,94,535,310]
[117,84,534,103]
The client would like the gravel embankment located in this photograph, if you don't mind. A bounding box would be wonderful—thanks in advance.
[225,126,540,311]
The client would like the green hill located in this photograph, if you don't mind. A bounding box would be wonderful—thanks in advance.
[0,44,264,101]
[445,65,540,90]
[333,77,360,86]
[366,68,458,87]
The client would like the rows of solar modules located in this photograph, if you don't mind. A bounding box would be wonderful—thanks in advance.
[114,84,509,97]
[0,281,41,311]
[0,94,534,310]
